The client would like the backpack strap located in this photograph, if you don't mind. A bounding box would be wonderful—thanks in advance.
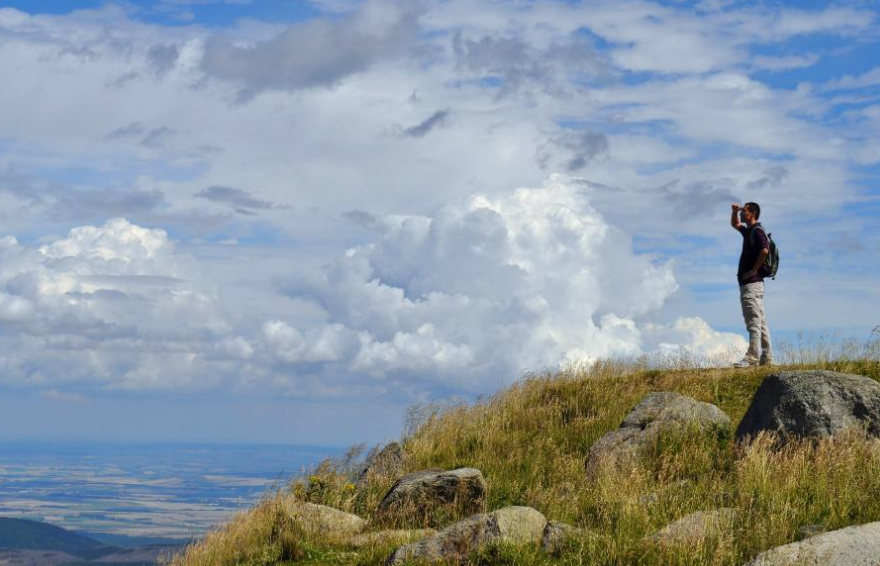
[749,224,766,247]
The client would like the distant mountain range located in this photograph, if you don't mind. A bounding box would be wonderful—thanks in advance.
[0,518,184,566]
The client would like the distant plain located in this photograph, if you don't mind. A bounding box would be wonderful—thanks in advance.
[0,442,339,543]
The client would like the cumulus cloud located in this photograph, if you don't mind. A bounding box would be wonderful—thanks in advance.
[0,219,246,392]
[270,176,745,391]
[0,184,745,398]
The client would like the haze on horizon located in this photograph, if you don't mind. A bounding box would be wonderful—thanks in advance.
[0,0,878,447]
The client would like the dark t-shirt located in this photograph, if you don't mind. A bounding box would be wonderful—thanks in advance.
[738,224,769,285]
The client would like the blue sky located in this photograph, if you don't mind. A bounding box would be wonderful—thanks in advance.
[0,0,878,445]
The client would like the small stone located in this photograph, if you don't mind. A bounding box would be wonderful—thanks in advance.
[282,499,366,537]
[650,508,737,546]
[385,506,547,565]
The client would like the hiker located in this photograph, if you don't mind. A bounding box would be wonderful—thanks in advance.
[731,202,773,368]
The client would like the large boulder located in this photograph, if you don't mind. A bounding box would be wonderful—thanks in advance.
[743,521,880,565]
[377,468,487,525]
[736,371,880,441]
[356,442,406,489]
[386,506,546,565]
[586,392,731,472]
[282,500,366,537]
[649,508,737,546]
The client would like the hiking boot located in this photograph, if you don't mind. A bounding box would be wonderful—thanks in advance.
[760,357,773,367]
[733,358,756,369]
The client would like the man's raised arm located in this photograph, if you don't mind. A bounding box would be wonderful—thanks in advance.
[731,203,742,230]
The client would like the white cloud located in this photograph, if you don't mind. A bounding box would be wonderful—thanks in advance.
[266,176,745,390]
[0,218,240,391]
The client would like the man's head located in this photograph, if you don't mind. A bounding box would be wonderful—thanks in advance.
[741,202,761,225]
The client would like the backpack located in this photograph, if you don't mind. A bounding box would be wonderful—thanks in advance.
[749,225,779,280]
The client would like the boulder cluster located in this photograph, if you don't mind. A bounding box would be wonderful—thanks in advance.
[284,370,880,565]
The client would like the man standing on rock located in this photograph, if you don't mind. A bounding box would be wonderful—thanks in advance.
[731,202,773,368]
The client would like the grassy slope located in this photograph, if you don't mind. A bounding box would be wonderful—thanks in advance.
[170,355,880,566]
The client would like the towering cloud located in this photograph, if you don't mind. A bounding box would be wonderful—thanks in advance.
[268,176,745,392]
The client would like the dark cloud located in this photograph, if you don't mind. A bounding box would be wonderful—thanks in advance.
[747,165,789,190]
[453,32,606,96]
[196,186,285,214]
[105,123,174,148]
[146,43,180,78]
[140,127,175,148]
[200,0,421,95]
[403,110,450,138]
[657,180,739,216]
[343,209,384,231]
[536,130,609,172]
[106,122,146,140]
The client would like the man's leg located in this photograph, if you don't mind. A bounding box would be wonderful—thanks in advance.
[755,282,773,364]
[740,283,762,364]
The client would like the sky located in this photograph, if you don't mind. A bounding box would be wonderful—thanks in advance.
[0,0,878,446]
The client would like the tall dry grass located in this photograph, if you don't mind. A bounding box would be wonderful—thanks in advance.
[169,331,880,565]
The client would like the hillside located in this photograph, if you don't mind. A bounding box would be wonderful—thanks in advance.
[0,518,106,556]
[0,518,179,565]
[168,349,880,566]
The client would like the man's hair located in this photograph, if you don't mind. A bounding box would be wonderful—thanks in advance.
[744,202,761,220]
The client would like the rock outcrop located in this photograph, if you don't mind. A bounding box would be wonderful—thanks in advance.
[742,521,880,565]
[377,468,487,525]
[736,371,880,441]
[386,506,546,565]
[282,500,366,537]
[650,508,737,546]
[587,392,731,472]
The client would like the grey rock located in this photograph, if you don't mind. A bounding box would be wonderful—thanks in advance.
[377,467,487,525]
[491,506,547,544]
[736,371,880,441]
[743,521,880,565]
[650,508,737,546]
[282,499,366,537]
[357,442,406,489]
[586,392,731,472]
[386,506,547,565]
[542,521,585,556]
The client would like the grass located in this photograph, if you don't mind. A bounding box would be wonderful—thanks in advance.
[168,334,880,566]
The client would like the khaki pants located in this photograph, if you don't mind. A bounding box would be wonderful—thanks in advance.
[740,281,772,363]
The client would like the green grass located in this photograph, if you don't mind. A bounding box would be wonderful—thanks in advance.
[168,338,880,566]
